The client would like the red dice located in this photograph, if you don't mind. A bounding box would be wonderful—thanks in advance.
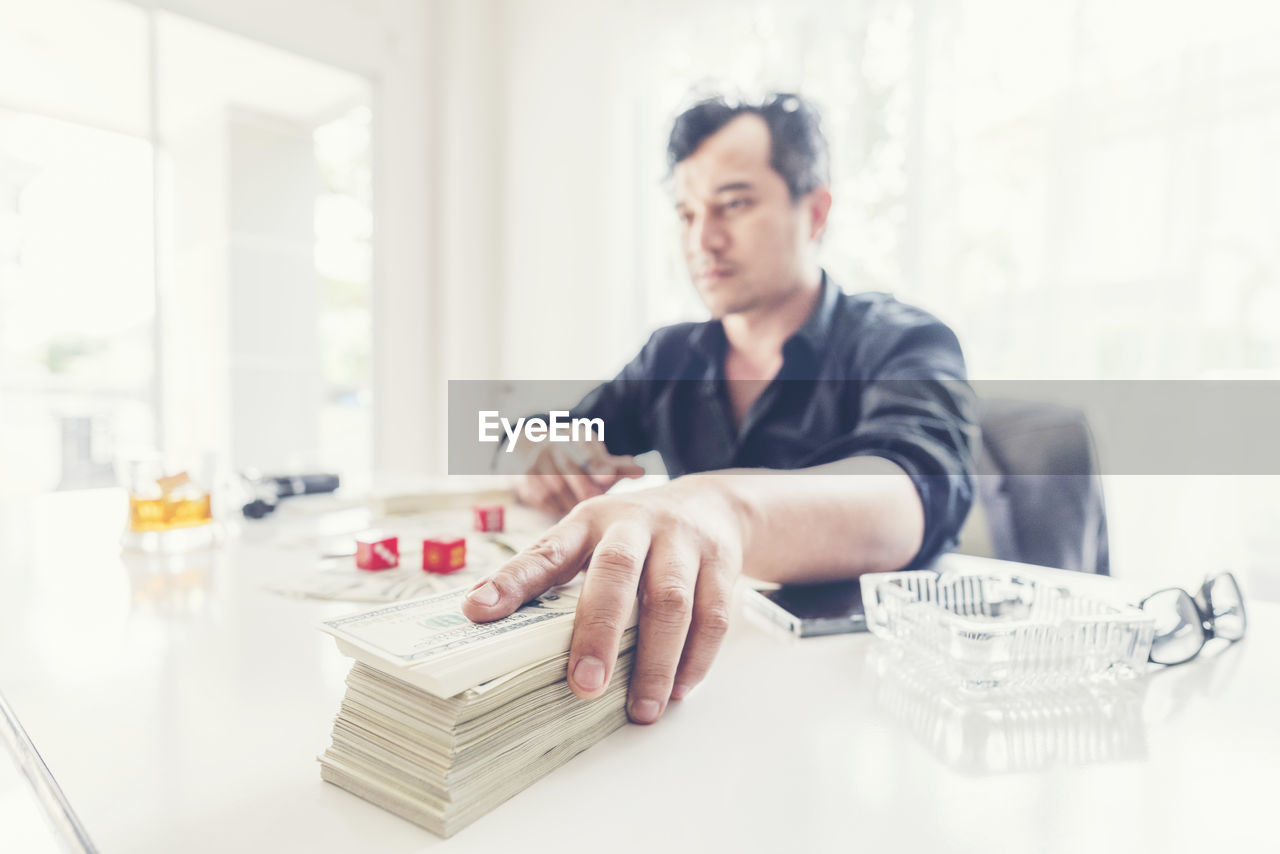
[422,537,467,574]
[356,533,399,571]
[472,504,505,533]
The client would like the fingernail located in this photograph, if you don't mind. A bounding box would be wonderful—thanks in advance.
[466,581,499,607]
[671,683,692,701]
[572,655,605,692]
[630,699,661,723]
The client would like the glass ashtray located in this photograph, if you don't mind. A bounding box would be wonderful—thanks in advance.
[860,569,1156,692]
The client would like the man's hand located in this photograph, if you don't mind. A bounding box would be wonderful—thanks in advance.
[461,476,744,725]
[465,457,925,726]
[514,440,645,515]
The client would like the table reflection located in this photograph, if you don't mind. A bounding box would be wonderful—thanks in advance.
[868,644,1149,774]
[121,550,217,617]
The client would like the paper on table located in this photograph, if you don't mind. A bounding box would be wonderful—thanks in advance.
[265,537,522,603]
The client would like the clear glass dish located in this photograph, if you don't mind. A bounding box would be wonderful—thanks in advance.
[860,569,1155,691]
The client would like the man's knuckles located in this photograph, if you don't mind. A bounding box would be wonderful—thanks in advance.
[691,603,732,639]
[640,582,694,621]
[589,540,645,577]
[525,532,573,568]
[575,611,626,638]
[631,663,677,689]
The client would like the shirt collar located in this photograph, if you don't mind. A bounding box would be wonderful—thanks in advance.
[689,317,726,365]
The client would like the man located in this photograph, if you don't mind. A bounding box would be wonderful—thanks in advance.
[462,93,975,725]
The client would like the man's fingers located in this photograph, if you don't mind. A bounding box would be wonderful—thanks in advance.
[515,477,557,515]
[537,471,578,515]
[586,454,646,487]
[568,522,651,700]
[516,451,573,515]
[627,539,698,724]
[547,451,604,504]
[521,477,572,516]
[670,550,735,701]
[461,518,592,622]
[537,452,583,513]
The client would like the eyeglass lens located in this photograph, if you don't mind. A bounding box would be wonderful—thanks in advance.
[1146,588,1206,665]
[1202,574,1246,642]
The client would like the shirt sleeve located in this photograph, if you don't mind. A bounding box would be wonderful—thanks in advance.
[804,305,978,569]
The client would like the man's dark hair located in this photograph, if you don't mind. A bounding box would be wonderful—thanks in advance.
[666,92,830,200]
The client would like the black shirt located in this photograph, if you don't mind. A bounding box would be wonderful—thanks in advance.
[570,272,977,569]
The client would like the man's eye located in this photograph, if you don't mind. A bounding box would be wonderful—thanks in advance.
[724,198,750,211]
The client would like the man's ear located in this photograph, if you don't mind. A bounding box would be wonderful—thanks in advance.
[806,187,833,241]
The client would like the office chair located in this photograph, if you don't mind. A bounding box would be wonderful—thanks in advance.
[960,398,1110,575]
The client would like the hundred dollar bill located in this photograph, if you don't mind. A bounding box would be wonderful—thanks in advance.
[319,584,637,698]
[321,587,579,666]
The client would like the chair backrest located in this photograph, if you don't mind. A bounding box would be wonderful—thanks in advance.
[969,398,1110,575]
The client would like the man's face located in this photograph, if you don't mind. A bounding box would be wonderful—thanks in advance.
[672,114,819,319]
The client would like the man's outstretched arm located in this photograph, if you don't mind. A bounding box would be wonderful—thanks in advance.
[460,455,924,726]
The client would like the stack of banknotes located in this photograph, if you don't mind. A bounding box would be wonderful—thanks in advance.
[317,586,637,837]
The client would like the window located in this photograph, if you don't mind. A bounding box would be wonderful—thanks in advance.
[0,0,374,496]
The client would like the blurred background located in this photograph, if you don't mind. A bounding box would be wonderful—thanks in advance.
[1,0,1277,595]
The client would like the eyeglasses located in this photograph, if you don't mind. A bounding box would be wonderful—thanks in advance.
[1138,573,1247,666]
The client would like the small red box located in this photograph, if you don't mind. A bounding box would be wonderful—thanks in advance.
[422,537,466,574]
[473,504,505,533]
[356,533,399,571]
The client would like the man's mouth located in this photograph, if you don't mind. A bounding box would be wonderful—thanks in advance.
[698,267,735,282]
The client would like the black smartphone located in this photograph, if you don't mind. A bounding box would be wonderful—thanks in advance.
[744,579,867,637]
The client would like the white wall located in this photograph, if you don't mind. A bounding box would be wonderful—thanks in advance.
[497,0,662,381]
[425,0,508,469]
[226,110,322,470]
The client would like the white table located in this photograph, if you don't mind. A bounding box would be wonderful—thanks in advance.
[1,489,1275,853]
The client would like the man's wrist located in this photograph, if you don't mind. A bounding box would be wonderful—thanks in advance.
[677,472,759,556]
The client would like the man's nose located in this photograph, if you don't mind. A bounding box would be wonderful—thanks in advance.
[691,214,729,255]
